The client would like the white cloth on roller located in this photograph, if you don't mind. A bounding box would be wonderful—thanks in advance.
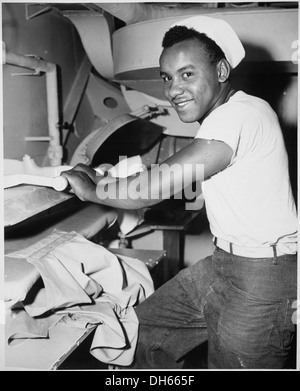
[6,230,154,366]
[97,155,147,235]
[171,15,245,69]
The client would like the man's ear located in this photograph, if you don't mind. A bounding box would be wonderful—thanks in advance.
[217,58,231,83]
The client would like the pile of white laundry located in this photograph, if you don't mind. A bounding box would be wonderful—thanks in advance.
[5,229,154,366]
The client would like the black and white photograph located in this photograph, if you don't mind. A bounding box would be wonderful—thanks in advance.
[1,1,299,373]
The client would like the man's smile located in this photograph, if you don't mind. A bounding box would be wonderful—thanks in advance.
[173,99,194,109]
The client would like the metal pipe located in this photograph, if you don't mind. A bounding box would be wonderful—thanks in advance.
[45,66,62,166]
[96,3,215,24]
[3,45,62,166]
[4,50,55,73]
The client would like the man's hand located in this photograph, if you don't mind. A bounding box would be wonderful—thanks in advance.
[61,165,97,202]
[69,163,98,182]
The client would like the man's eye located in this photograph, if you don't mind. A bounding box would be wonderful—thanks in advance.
[162,75,171,82]
[182,72,192,79]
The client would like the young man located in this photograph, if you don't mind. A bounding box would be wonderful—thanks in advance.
[62,16,297,369]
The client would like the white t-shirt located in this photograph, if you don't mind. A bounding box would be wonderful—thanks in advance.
[195,91,297,254]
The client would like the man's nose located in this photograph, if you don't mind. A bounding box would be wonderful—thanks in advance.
[167,80,184,100]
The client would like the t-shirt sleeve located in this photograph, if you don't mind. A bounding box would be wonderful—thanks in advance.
[194,102,244,155]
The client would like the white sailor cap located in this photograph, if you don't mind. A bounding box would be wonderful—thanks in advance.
[171,15,245,69]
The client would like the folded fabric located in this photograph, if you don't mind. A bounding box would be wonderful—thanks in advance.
[5,230,71,307]
[4,257,40,308]
[57,301,139,365]
[6,230,154,366]
[6,303,63,347]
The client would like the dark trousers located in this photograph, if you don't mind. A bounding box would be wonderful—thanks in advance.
[132,248,297,369]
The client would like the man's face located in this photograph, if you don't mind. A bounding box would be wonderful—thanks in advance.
[159,39,222,123]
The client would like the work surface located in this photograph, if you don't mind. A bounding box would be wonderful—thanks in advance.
[4,185,73,227]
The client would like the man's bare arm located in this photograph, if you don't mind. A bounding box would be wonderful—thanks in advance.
[61,138,232,209]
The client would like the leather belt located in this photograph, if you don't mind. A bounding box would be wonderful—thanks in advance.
[214,237,286,258]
